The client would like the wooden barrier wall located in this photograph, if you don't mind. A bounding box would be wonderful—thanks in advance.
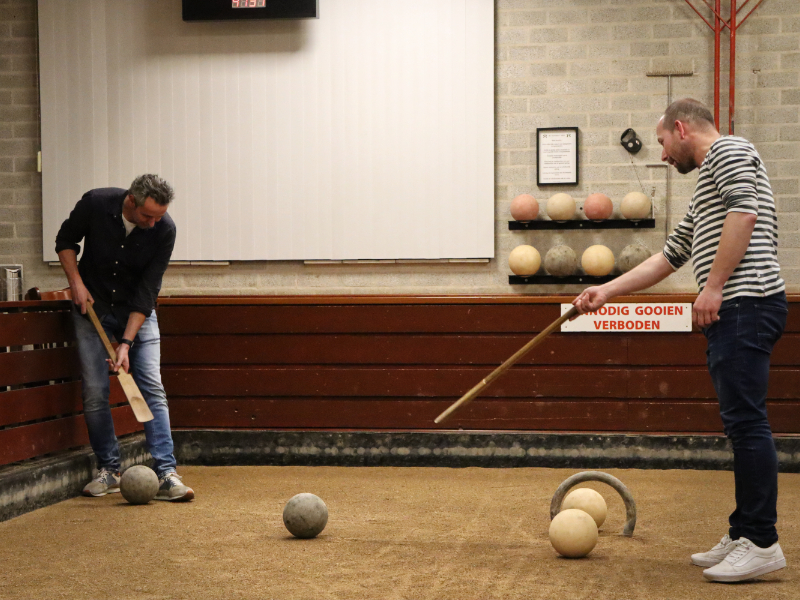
[158,295,800,434]
[0,299,142,467]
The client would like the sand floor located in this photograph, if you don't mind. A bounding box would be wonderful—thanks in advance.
[0,465,798,600]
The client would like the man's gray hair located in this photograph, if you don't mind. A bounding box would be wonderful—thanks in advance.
[662,98,716,132]
[129,174,174,207]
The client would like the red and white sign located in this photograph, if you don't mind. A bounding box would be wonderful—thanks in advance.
[560,303,692,333]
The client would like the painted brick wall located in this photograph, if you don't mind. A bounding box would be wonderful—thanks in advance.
[0,0,42,290]
[1,0,798,296]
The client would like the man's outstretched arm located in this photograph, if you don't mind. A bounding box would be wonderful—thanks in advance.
[572,253,676,314]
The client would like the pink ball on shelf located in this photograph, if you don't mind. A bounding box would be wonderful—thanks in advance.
[510,194,539,221]
[583,193,613,221]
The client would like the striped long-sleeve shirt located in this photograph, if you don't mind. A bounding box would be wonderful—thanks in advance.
[662,136,785,300]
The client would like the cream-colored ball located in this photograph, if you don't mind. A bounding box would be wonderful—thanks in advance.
[547,193,576,221]
[618,244,652,273]
[621,192,651,220]
[508,245,541,276]
[544,245,578,277]
[562,488,607,528]
[583,193,613,221]
[581,245,615,276]
[510,194,539,221]
[549,508,598,558]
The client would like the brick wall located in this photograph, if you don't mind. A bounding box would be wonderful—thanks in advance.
[1,0,798,296]
[496,0,800,292]
[0,0,47,291]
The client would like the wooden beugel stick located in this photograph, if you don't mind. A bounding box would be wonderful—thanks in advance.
[434,305,579,424]
[85,302,154,423]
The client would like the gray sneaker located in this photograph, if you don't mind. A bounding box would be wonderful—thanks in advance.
[82,468,121,497]
[154,472,195,502]
[691,534,738,567]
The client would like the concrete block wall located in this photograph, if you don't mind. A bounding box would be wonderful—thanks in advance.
[0,0,41,289]
[1,0,798,296]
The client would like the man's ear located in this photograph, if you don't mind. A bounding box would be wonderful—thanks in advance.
[675,120,688,139]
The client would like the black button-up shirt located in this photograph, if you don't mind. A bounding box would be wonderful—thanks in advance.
[55,187,176,323]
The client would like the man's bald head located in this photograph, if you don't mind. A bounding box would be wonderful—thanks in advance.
[661,98,717,133]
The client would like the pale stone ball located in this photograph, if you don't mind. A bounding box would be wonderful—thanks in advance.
[283,493,329,539]
[618,244,652,273]
[544,245,578,277]
[508,245,541,276]
[581,245,615,276]
[562,488,608,528]
[621,192,651,220]
[510,194,539,221]
[547,193,576,221]
[549,508,598,558]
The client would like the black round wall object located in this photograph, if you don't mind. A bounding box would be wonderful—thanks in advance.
[620,128,643,154]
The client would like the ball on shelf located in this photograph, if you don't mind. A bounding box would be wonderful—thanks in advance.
[581,245,615,276]
[549,508,598,558]
[562,488,607,528]
[546,193,576,221]
[120,465,159,505]
[510,193,539,221]
[544,245,578,277]
[508,245,541,276]
[283,493,329,539]
[618,244,652,273]
[621,192,651,220]
[583,193,613,221]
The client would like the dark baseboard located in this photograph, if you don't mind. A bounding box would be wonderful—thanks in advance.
[174,430,800,472]
[0,434,150,523]
[5,430,798,523]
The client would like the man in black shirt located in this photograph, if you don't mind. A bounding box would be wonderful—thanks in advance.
[56,174,193,501]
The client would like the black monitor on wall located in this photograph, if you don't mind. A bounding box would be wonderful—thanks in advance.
[182,0,318,21]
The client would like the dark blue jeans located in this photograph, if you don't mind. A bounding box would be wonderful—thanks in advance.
[703,291,788,548]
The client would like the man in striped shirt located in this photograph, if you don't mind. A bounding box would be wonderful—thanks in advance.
[573,98,788,583]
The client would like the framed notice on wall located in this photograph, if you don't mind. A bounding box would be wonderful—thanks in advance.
[537,127,579,186]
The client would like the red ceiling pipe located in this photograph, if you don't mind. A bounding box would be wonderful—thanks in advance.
[685,0,767,133]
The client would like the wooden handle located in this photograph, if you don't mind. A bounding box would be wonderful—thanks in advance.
[84,302,154,423]
[86,302,118,363]
[434,305,579,424]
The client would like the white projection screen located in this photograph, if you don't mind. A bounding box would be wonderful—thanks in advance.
[38,0,494,261]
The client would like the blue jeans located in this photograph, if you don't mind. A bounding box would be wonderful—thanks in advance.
[703,292,788,548]
[72,307,177,477]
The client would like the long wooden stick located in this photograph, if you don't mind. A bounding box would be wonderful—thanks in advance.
[434,305,579,424]
[85,303,154,423]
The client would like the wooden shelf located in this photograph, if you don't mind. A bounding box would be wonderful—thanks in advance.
[509,274,617,285]
[508,219,655,231]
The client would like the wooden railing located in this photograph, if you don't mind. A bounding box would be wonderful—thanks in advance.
[157,295,800,434]
[0,299,142,467]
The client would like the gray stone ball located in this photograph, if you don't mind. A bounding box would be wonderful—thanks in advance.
[283,493,329,539]
[618,244,652,273]
[120,465,159,505]
[544,245,578,277]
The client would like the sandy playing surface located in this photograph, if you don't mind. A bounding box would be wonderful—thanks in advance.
[0,465,797,600]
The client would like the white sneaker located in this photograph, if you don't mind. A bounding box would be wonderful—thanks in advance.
[703,537,786,582]
[691,534,738,567]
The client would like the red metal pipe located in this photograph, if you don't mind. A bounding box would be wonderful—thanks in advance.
[739,0,766,27]
[714,0,721,129]
[729,0,736,135]
[685,0,716,30]
[695,0,731,30]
